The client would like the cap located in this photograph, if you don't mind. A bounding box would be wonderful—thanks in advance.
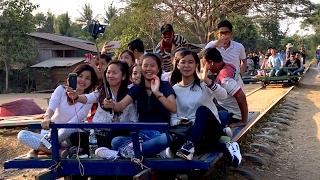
[160,24,174,34]
[286,43,293,48]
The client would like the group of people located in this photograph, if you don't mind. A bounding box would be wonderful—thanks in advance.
[17,20,249,169]
[247,43,306,77]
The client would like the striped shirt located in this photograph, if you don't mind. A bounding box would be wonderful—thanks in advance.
[154,34,187,72]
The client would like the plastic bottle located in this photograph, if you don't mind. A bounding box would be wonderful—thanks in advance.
[89,129,98,158]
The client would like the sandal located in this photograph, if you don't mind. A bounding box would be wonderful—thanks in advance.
[26,150,38,159]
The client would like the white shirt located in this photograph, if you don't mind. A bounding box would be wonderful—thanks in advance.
[48,85,93,124]
[85,90,137,123]
[205,40,246,72]
[205,40,246,90]
[170,82,228,126]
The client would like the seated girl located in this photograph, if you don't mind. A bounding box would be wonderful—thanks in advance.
[67,61,137,153]
[17,64,98,158]
[96,53,176,158]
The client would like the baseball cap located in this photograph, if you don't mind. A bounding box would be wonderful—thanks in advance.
[161,24,174,34]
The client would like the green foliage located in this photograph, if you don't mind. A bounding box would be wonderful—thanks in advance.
[229,15,259,52]
[302,4,320,33]
[54,13,71,36]
[0,0,38,92]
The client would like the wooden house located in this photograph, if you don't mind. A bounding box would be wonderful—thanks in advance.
[28,33,97,91]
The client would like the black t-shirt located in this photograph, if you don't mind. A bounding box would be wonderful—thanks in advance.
[128,81,175,123]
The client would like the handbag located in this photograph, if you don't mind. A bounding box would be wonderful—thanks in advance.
[167,123,192,153]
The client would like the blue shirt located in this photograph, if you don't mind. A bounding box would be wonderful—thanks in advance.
[268,54,283,70]
[128,81,175,123]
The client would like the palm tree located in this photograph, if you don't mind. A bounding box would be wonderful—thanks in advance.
[104,2,117,25]
[77,3,93,28]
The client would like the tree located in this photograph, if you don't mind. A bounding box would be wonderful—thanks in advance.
[229,15,259,52]
[77,3,93,28]
[302,4,320,34]
[104,2,118,24]
[0,0,38,93]
[43,12,55,33]
[34,12,46,31]
[55,12,71,36]
[157,0,313,43]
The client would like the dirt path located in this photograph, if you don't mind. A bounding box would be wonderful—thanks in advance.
[228,67,320,180]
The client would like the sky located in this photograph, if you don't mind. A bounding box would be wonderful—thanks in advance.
[30,0,320,36]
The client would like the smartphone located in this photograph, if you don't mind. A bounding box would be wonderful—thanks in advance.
[68,73,77,91]
[107,41,121,49]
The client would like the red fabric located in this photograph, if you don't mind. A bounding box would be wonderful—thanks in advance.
[86,103,98,123]
[160,39,173,53]
[0,99,45,117]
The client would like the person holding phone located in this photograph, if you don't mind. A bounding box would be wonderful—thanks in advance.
[17,64,98,158]
[94,53,176,159]
[67,61,138,152]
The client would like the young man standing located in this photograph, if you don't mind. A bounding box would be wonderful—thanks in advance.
[155,24,187,72]
[205,20,247,89]
[202,48,248,128]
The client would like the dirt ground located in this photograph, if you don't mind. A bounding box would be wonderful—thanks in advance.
[0,69,320,179]
[227,67,320,180]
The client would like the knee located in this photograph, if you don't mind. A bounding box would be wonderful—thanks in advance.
[195,106,210,116]
[17,130,29,143]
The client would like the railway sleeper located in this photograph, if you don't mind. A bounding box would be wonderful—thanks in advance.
[242,153,268,166]
[261,127,282,136]
[254,134,278,143]
[272,113,294,119]
[279,106,298,112]
[227,167,259,180]
[265,122,288,131]
[250,143,275,156]
[270,117,291,125]
[283,100,298,107]
[276,109,295,115]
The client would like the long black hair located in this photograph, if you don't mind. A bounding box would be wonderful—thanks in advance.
[170,49,201,90]
[98,60,130,107]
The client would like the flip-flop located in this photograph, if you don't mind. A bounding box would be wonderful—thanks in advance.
[26,150,38,159]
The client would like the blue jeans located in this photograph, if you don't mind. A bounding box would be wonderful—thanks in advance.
[111,130,170,156]
[270,68,283,76]
[189,106,224,153]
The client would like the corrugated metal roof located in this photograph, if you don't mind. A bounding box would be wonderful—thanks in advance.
[28,32,97,52]
[30,57,85,68]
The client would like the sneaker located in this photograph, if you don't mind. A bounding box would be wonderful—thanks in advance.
[223,142,242,167]
[223,127,233,138]
[159,147,174,159]
[219,136,231,143]
[95,147,119,161]
[176,141,195,160]
[118,142,135,158]
[231,142,242,167]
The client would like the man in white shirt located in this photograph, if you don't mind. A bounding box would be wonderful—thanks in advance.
[205,20,246,89]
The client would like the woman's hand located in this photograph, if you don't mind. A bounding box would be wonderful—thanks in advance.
[150,75,160,94]
[101,42,114,54]
[41,119,51,130]
[65,86,78,100]
[197,60,210,81]
[103,98,114,109]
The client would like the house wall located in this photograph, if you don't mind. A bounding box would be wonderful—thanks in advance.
[33,38,90,62]
[33,62,85,90]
